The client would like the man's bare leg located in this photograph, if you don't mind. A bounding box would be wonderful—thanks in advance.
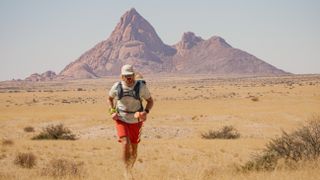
[130,144,138,169]
[121,137,133,179]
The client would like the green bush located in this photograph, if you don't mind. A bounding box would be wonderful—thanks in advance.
[32,124,76,140]
[241,115,320,171]
[201,126,240,139]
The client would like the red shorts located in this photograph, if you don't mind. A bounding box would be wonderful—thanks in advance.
[115,120,143,144]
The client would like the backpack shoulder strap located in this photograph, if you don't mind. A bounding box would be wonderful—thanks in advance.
[115,81,123,100]
[133,80,146,100]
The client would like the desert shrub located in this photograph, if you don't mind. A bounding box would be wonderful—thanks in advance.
[14,152,36,168]
[241,115,320,171]
[77,88,85,91]
[41,158,85,178]
[251,96,259,102]
[32,124,76,140]
[24,126,35,132]
[2,139,14,146]
[241,151,278,172]
[62,99,70,103]
[201,126,240,139]
[43,90,53,93]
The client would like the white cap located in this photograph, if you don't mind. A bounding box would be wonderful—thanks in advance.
[121,64,135,75]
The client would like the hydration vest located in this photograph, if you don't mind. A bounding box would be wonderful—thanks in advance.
[115,80,146,113]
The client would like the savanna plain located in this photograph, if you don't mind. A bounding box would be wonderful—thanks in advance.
[0,74,319,180]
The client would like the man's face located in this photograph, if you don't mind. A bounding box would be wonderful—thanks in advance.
[122,74,135,85]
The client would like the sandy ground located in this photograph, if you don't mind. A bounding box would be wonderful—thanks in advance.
[0,74,319,179]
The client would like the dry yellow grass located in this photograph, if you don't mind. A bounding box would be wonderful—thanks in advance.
[0,74,320,179]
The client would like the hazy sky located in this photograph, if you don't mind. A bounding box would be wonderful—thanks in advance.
[1,0,319,81]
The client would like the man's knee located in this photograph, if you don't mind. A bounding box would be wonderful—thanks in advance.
[121,137,130,147]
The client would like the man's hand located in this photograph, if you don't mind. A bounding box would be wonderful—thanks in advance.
[134,111,147,122]
[140,111,147,121]
[111,113,118,121]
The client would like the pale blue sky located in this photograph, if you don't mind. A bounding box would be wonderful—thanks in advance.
[1,0,319,81]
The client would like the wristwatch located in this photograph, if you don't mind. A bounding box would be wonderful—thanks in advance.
[144,109,150,114]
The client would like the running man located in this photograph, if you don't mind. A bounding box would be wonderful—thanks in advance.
[108,64,153,179]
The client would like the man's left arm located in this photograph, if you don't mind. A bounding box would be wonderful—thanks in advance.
[144,97,153,114]
[139,97,153,121]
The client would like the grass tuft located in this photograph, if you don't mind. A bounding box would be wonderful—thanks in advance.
[2,139,14,146]
[251,96,259,102]
[41,158,85,178]
[32,124,76,140]
[14,152,36,168]
[201,125,240,139]
[24,126,35,132]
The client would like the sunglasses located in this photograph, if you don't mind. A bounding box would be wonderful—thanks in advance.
[124,74,134,78]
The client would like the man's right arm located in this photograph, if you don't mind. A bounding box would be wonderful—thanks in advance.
[108,96,115,109]
[108,82,118,111]
[108,96,117,115]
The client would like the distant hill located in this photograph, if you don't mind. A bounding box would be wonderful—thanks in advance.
[27,8,289,81]
[25,71,57,82]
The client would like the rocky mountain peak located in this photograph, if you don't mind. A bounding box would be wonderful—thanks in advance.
[108,8,172,54]
[207,36,232,48]
[56,8,288,79]
[115,8,141,34]
[42,70,56,77]
[177,32,203,50]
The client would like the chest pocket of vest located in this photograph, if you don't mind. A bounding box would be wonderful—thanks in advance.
[122,89,137,98]
[116,80,146,100]
[115,80,146,113]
